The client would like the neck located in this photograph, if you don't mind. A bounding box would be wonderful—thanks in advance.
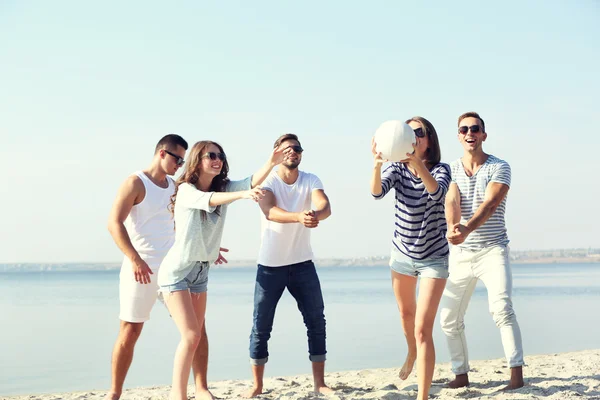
[277,166,300,184]
[197,173,214,192]
[462,149,489,169]
[144,161,168,185]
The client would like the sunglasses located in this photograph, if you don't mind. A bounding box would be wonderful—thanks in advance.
[201,152,226,161]
[458,125,481,134]
[164,150,185,166]
[288,145,304,153]
[413,127,426,138]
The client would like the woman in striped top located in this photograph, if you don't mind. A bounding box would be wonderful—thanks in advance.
[370,116,451,400]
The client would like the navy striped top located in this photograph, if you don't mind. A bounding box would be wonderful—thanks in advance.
[373,162,451,260]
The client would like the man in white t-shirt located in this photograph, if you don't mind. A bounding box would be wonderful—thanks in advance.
[440,112,524,391]
[243,134,333,398]
[105,134,189,400]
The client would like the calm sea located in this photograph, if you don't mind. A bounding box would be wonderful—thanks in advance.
[1,263,599,396]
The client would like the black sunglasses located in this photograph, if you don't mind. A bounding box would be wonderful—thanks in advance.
[458,125,481,134]
[413,127,426,138]
[201,152,226,161]
[289,145,304,153]
[164,150,185,166]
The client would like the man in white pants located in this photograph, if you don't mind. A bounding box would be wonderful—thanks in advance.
[441,111,524,390]
[106,134,188,400]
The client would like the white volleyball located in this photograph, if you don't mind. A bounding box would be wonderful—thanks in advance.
[374,120,416,162]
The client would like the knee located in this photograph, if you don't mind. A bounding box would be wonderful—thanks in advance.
[414,323,433,345]
[182,329,202,348]
[491,302,516,327]
[304,312,326,333]
[119,322,143,347]
[398,307,415,322]
[440,308,463,335]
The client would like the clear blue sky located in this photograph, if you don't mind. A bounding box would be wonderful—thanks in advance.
[2,0,599,262]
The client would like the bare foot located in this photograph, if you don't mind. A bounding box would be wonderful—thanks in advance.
[447,373,469,389]
[104,392,120,400]
[195,388,215,400]
[315,385,335,395]
[501,366,524,391]
[241,386,263,398]
[398,352,417,380]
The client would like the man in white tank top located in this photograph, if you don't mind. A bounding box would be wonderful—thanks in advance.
[105,134,188,400]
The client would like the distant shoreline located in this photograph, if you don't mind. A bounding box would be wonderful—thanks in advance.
[1,255,599,273]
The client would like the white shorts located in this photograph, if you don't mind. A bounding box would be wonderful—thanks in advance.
[119,258,161,323]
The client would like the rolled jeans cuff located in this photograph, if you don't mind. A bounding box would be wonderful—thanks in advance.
[250,357,268,366]
[309,354,326,363]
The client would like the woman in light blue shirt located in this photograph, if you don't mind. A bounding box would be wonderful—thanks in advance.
[158,140,289,400]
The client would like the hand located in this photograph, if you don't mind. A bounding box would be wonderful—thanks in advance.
[400,143,424,170]
[371,137,387,167]
[132,257,153,284]
[215,247,229,265]
[447,223,471,245]
[297,209,319,228]
[270,144,293,166]
[244,187,266,202]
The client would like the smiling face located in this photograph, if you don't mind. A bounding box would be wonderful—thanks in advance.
[198,143,225,177]
[458,116,487,152]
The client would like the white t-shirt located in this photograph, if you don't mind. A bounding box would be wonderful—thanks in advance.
[257,170,324,267]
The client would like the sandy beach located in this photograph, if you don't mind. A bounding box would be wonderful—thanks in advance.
[5,350,600,400]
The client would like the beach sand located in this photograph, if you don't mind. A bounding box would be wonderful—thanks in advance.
[6,350,600,400]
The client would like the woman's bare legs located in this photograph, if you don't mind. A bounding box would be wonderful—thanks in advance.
[165,291,206,400]
[414,278,446,400]
[391,271,418,380]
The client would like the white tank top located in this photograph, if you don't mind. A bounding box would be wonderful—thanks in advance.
[124,171,176,268]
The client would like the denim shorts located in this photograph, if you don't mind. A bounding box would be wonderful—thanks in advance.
[160,261,210,294]
[389,250,449,279]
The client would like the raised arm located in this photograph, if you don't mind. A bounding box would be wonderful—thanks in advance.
[107,176,153,284]
[250,145,292,188]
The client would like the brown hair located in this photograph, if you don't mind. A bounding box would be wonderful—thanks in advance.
[405,116,441,168]
[273,133,301,149]
[457,111,486,133]
[169,140,230,217]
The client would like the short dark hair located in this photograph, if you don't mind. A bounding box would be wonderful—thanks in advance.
[155,134,188,154]
[457,112,486,133]
[273,133,301,149]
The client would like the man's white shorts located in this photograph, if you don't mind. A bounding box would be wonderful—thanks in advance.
[119,258,161,323]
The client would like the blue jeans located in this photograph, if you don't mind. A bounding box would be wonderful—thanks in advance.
[249,260,326,365]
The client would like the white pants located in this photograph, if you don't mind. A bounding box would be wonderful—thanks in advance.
[440,245,524,374]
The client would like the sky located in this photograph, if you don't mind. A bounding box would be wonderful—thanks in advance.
[1,0,599,263]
